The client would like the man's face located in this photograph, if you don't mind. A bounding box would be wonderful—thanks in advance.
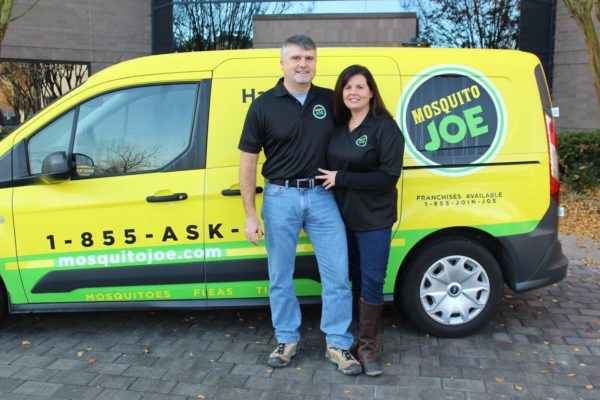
[280,44,316,86]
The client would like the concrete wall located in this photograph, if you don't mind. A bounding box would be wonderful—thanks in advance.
[253,13,417,48]
[1,0,152,74]
[552,2,600,131]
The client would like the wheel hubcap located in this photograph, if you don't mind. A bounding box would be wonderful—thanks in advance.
[419,255,490,326]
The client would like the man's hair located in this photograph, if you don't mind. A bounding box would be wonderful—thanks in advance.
[281,35,316,58]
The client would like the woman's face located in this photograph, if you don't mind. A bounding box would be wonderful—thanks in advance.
[342,73,373,114]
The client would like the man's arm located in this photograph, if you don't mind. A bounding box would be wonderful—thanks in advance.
[240,151,263,245]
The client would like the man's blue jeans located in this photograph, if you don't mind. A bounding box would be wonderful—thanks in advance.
[261,183,354,349]
[347,227,392,304]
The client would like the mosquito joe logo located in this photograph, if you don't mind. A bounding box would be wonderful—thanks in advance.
[313,104,326,119]
[398,65,507,176]
[356,135,367,147]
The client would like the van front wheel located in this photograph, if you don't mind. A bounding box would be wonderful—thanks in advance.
[400,238,503,337]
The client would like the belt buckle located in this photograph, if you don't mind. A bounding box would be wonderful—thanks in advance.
[296,178,314,189]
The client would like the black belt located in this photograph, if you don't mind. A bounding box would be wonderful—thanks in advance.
[269,178,320,189]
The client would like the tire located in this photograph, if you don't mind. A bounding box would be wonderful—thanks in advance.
[400,237,503,338]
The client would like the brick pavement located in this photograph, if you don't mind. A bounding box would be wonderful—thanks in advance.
[0,234,598,400]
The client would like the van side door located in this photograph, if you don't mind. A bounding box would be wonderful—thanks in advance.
[203,54,402,304]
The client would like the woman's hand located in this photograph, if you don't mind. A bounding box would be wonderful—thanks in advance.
[316,168,338,190]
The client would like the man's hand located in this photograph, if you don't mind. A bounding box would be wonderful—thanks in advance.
[240,151,262,245]
[245,215,264,246]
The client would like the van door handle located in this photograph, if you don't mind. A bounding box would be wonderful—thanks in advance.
[146,193,188,202]
[221,187,263,196]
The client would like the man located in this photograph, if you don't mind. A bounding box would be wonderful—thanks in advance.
[238,35,361,375]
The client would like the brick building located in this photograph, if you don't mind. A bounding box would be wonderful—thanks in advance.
[552,1,600,131]
[1,1,598,131]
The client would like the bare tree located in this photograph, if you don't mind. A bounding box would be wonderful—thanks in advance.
[0,61,89,123]
[0,62,39,121]
[40,63,89,100]
[563,0,600,109]
[0,0,40,57]
[409,0,520,49]
[99,145,160,174]
[173,1,294,51]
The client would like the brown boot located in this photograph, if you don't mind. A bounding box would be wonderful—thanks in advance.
[357,298,383,376]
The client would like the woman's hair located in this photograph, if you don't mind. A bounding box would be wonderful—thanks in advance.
[332,64,392,124]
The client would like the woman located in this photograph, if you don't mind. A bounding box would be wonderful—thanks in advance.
[317,65,404,376]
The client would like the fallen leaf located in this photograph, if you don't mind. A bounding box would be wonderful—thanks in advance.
[77,351,84,357]
[585,384,593,389]
[196,395,205,399]
[344,390,351,394]
[296,367,302,371]
[549,358,556,364]
[143,348,150,354]
[580,363,587,367]
[385,362,392,367]
[495,377,505,383]
[224,333,230,337]
[514,384,524,391]
[88,358,97,364]
[574,347,582,353]
[266,368,273,373]
[21,340,31,345]
[568,372,577,377]
[560,189,600,245]
[543,340,550,345]
[255,341,262,344]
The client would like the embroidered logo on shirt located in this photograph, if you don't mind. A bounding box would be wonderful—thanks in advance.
[313,105,326,119]
[356,135,368,147]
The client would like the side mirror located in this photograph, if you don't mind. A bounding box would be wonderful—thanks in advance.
[74,153,95,177]
[40,151,70,183]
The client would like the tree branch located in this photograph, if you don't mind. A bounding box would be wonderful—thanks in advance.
[9,0,40,22]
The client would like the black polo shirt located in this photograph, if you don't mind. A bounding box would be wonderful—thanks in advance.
[238,78,334,179]
[327,114,405,231]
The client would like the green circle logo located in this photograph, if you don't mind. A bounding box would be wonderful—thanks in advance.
[397,65,507,176]
[355,135,367,147]
[313,104,326,119]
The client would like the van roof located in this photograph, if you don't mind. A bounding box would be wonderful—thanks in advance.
[87,47,537,86]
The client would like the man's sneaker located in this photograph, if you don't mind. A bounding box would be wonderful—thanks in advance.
[268,342,299,368]
[325,344,363,375]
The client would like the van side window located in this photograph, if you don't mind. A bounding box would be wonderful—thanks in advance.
[27,110,75,175]
[73,84,196,177]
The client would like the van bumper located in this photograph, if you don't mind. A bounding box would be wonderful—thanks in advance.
[499,200,568,293]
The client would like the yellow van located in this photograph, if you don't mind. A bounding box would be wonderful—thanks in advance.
[0,48,567,337]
